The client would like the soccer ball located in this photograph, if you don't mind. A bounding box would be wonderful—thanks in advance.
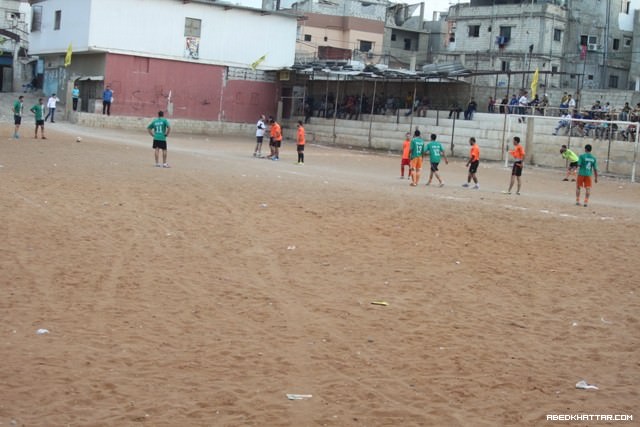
[76,136,82,142]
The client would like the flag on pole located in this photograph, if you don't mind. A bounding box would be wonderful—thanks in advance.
[530,67,539,99]
[250,54,267,71]
[64,43,72,67]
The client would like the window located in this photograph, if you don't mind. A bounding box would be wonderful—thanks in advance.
[553,29,562,42]
[609,75,619,88]
[31,5,42,31]
[54,10,61,30]
[624,37,632,47]
[404,38,411,50]
[623,0,630,13]
[499,26,511,40]
[468,25,480,37]
[359,40,372,52]
[588,35,597,44]
[613,38,620,50]
[391,34,396,41]
[551,65,558,73]
[501,61,510,72]
[588,74,593,80]
[304,34,311,42]
[580,35,588,46]
[184,17,201,37]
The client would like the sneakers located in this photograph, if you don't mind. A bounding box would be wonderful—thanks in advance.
[13,133,19,139]
[516,191,521,195]
[576,201,580,206]
[502,190,511,194]
[472,184,479,189]
[439,183,445,188]
[155,163,162,167]
[162,163,171,168]
[562,178,569,181]
[272,157,279,161]
[583,203,588,207]
[462,183,470,188]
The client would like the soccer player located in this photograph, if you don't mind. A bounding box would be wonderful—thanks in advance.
[254,114,266,157]
[267,118,282,161]
[576,144,598,207]
[408,129,425,186]
[13,95,23,139]
[400,132,410,179]
[462,137,480,189]
[506,136,525,195]
[30,98,46,139]
[296,120,305,165]
[560,145,579,181]
[147,111,171,168]
[425,133,448,186]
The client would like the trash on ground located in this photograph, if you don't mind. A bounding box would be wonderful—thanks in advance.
[576,380,598,390]
[371,301,388,306]
[36,329,50,335]
[287,394,312,400]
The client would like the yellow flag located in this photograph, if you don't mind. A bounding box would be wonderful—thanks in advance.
[64,43,72,67]
[530,67,539,99]
[250,54,267,70]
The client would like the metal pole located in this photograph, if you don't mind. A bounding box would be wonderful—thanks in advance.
[323,78,329,119]
[450,114,456,156]
[606,118,612,173]
[358,78,365,121]
[504,114,512,168]
[500,110,508,161]
[409,79,417,133]
[332,74,340,144]
[368,79,377,149]
[632,122,639,183]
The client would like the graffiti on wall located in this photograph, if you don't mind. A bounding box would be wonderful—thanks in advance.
[185,37,200,60]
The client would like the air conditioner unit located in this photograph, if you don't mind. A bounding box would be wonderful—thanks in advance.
[587,43,598,51]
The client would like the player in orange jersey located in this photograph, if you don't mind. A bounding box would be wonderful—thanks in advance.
[506,136,525,195]
[400,132,411,179]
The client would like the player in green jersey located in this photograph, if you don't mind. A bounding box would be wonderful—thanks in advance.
[576,144,598,207]
[13,95,24,139]
[147,111,171,168]
[409,129,425,186]
[30,98,46,139]
[425,133,448,187]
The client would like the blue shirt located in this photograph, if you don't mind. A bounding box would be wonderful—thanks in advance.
[103,89,113,102]
[72,88,80,98]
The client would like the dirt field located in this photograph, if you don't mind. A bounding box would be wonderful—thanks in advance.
[1,121,639,426]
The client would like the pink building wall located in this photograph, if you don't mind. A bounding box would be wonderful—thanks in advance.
[104,54,278,123]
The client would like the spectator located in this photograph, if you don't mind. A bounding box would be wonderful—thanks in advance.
[488,96,496,113]
[553,112,573,135]
[464,98,477,120]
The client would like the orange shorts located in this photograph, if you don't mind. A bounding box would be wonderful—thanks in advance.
[410,157,423,170]
[577,175,592,188]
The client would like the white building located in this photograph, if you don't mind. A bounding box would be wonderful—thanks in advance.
[28,0,298,121]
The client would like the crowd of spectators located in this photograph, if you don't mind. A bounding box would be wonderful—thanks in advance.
[302,91,640,141]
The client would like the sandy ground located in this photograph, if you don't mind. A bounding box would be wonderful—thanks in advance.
[1,119,639,427]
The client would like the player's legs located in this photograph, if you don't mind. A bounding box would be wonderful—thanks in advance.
[34,123,38,138]
[575,181,581,205]
[154,147,160,165]
[516,176,521,194]
[508,174,516,193]
[162,149,167,165]
[40,124,46,139]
